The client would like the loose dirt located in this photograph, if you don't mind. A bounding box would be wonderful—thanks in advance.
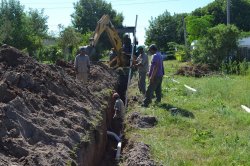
[127,112,157,128]
[176,63,212,77]
[0,45,117,165]
[123,140,157,166]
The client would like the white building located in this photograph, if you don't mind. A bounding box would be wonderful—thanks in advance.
[238,37,250,61]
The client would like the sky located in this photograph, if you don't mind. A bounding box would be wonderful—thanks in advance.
[19,0,215,45]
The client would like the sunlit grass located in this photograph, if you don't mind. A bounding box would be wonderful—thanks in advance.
[126,60,250,165]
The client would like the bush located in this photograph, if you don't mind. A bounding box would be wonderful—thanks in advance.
[221,58,249,75]
[175,50,185,61]
[38,45,64,63]
[191,24,240,70]
[174,44,190,62]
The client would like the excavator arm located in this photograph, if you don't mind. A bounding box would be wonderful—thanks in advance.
[90,15,128,67]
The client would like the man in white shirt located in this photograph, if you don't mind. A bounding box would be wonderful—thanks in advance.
[74,47,90,83]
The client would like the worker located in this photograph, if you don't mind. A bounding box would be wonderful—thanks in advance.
[123,34,132,54]
[134,46,149,95]
[112,92,125,135]
[74,46,90,84]
[142,44,164,107]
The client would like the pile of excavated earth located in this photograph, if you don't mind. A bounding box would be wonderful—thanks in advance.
[0,45,157,166]
[176,63,212,77]
[0,45,117,165]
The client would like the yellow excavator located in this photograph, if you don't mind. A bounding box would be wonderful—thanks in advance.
[89,14,133,68]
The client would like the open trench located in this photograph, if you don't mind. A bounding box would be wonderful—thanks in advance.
[76,70,129,166]
[0,46,158,166]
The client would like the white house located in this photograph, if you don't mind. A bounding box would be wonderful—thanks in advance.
[238,37,250,61]
[239,37,250,47]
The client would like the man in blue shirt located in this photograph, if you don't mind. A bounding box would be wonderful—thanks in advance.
[142,44,164,107]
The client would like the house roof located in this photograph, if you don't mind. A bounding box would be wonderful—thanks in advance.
[239,37,250,47]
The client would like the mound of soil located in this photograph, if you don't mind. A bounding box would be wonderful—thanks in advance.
[128,112,157,128]
[176,63,212,77]
[0,45,117,165]
[123,140,157,166]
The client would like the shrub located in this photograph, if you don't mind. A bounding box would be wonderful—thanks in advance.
[220,58,249,75]
[192,24,240,70]
[38,45,63,63]
[174,44,190,62]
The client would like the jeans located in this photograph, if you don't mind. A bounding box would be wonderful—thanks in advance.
[138,72,147,95]
[143,76,163,106]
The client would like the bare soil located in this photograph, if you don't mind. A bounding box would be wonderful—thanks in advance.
[176,63,212,77]
[0,45,117,165]
[122,140,157,166]
[127,112,157,128]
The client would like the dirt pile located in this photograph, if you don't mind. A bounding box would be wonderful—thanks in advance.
[128,112,157,128]
[123,140,157,166]
[176,63,212,77]
[0,45,117,165]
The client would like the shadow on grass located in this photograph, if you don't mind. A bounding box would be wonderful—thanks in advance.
[159,103,195,118]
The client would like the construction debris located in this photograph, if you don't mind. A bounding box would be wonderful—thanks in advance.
[241,105,250,113]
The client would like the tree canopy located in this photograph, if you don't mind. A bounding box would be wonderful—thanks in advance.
[145,11,186,51]
[192,24,240,68]
[185,15,214,42]
[192,0,250,32]
[71,0,124,34]
[0,0,48,55]
[71,0,125,57]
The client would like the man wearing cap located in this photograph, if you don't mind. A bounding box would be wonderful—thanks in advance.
[74,46,90,83]
[135,46,149,95]
[142,44,164,107]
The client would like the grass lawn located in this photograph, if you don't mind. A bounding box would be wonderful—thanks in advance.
[126,60,250,166]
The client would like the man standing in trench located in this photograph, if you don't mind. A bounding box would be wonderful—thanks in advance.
[135,46,149,95]
[74,46,90,84]
[142,44,164,107]
[112,92,125,136]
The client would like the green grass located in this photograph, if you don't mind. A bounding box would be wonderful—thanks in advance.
[126,60,250,166]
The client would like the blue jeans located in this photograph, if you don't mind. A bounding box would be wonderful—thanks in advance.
[143,76,163,106]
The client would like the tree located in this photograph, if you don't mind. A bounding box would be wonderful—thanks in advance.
[145,11,186,51]
[192,0,250,32]
[58,26,82,60]
[0,0,48,56]
[0,0,26,48]
[192,24,240,68]
[25,9,48,55]
[71,0,124,34]
[0,16,13,43]
[71,0,124,57]
[27,9,48,38]
[185,15,214,42]
[230,0,250,31]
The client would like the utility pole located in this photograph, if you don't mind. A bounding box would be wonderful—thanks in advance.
[125,15,138,109]
[227,0,230,25]
[182,16,187,47]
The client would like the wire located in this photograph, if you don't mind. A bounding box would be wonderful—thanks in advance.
[18,0,177,5]
[18,0,178,10]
